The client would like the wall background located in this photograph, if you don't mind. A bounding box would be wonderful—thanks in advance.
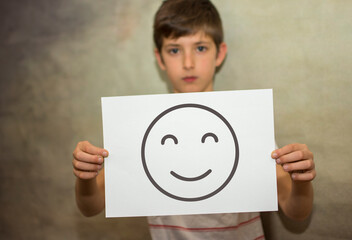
[1,0,351,239]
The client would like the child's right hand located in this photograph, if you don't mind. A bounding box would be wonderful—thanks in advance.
[72,141,109,180]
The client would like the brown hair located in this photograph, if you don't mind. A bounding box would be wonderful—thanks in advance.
[153,0,224,53]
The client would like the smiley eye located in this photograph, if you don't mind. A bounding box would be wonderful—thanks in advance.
[161,134,178,145]
[201,132,218,143]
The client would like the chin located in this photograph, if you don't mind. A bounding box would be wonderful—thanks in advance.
[175,85,210,93]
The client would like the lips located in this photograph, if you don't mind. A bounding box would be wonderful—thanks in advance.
[182,76,197,83]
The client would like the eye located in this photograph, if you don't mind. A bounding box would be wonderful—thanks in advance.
[196,46,207,52]
[169,48,179,54]
[161,134,178,145]
[201,132,218,143]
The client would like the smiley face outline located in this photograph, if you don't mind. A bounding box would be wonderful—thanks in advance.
[141,103,239,202]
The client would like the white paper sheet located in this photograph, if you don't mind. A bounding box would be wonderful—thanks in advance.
[102,89,277,218]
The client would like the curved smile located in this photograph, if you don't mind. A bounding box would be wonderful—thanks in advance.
[170,169,212,181]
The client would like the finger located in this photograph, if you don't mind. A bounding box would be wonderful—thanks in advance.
[73,168,98,180]
[72,159,103,172]
[277,150,312,164]
[73,150,104,164]
[272,143,308,159]
[291,170,316,181]
[282,159,315,172]
[78,141,109,157]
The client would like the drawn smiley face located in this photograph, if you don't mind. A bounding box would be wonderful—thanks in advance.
[141,104,239,201]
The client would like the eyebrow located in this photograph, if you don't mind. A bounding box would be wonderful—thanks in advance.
[194,41,211,45]
[164,44,180,48]
[164,41,211,48]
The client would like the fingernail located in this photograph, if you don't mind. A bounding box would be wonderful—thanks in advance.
[276,158,281,164]
[272,152,278,158]
[103,151,108,157]
[98,157,103,163]
[283,164,288,171]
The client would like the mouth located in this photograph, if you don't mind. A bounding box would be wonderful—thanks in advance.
[170,169,212,181]
[182,76,197,83]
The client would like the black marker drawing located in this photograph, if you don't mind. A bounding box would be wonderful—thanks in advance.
[141,103,239,202]
[161,134,178,145]
[201,132,219,143]
[170,169,212,182]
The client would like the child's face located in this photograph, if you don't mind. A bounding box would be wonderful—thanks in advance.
[155,31,227,93]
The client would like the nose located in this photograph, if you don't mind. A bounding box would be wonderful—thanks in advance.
[183,51,195,70]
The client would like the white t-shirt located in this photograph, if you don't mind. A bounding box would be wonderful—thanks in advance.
[148,212,265,240]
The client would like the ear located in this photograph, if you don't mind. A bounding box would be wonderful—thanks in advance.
[154,48,166,70]
[215,42,228,67]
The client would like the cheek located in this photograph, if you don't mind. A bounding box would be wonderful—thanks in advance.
[199,58,216,76]
[166,70,180,85]
[198,55,216,67]
[164,60,181,78]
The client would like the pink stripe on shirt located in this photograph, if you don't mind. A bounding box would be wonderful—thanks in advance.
[149,215,261,232]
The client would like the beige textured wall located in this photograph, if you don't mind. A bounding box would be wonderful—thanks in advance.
[1,0,351,239]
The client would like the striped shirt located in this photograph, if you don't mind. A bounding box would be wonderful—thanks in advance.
[148,212,265,240]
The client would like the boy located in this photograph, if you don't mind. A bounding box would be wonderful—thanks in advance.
[73,0,316,239]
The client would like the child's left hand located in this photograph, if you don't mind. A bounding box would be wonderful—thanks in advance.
[272,143,316,182]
